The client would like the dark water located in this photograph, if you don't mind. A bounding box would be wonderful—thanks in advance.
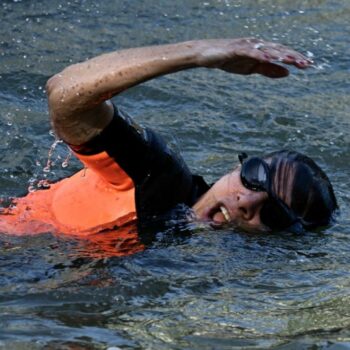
[1,0,350,349]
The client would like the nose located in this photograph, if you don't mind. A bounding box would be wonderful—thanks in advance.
[236,191,267,221]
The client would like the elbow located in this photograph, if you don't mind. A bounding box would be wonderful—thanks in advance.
[45,74,77,143]
[45,72,77,137]
[46,73,65,125]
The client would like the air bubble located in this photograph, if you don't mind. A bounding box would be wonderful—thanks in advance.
[38,180,50,188]
[61,149,72,168]
[28,185,36,193]
[43,165,51,173]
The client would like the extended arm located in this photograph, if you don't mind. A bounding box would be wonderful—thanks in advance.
[46,38,311,145]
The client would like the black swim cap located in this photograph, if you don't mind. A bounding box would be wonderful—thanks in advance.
[264,150,338,230]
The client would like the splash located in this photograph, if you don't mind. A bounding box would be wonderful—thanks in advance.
[43,137,63,173]
[27,131,73,192]
[61,149,72,168]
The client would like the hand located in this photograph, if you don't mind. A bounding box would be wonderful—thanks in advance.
[196,38,313,78]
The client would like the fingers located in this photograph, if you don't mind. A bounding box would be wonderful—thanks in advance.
[251,40,312,69]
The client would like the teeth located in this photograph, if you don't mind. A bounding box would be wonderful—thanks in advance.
[220,206,231,222]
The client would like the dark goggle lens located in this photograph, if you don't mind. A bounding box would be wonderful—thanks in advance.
[260,198,296,231]
[240,157,270,192]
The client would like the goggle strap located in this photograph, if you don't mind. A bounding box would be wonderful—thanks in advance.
[238,152,248,164]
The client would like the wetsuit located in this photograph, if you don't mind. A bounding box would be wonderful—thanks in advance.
[0,105,209,236]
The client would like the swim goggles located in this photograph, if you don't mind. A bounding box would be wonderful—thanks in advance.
[238,153,303,232]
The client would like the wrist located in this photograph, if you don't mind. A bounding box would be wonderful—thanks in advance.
[193,39,235,68]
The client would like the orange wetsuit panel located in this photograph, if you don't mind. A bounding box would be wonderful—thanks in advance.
[0,150,136,236]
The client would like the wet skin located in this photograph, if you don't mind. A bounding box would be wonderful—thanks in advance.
[192,166,270,231]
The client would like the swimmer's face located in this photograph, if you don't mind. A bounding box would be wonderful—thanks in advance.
[192,167,270,232]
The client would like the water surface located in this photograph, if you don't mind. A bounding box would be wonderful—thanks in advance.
[0,0,349,349]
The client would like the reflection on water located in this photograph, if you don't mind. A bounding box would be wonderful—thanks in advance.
[0,0,350,349]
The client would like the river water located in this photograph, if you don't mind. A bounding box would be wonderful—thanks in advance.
[0,0,349,349]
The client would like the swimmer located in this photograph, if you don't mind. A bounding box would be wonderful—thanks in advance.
[0,38,337,236]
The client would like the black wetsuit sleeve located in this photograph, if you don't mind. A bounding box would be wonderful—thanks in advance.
[70,105,160,184]
[70,104,208,220]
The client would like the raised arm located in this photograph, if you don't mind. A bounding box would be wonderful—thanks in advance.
[46,38,311,145]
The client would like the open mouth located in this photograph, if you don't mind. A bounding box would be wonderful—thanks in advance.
[219,206,231,222]
[207,204,231,225]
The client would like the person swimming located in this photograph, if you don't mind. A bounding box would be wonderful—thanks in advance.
[0,38,337,237]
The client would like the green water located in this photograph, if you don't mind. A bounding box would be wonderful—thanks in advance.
[0,0,349,349]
